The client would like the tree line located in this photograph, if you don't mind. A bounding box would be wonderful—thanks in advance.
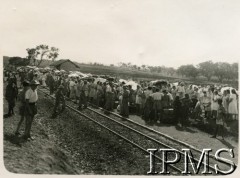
[6,44,238,83]
[176,61,238,82]
[115,61,238,82]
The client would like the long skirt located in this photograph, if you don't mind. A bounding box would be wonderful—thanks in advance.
[143,98,154,122]
[228,101,238,114]
[121,100,129,117]
[105,93,114,111]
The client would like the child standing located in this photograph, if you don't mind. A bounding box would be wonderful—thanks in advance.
[211,99,225,139]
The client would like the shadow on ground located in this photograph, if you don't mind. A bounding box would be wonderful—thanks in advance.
[4,133,27,147]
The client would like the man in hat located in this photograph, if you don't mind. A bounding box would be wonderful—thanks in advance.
[52,85,65,118]
[15,80,30,135]
[23,80,39,140]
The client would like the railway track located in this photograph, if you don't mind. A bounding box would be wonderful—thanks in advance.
[38,86,236,175]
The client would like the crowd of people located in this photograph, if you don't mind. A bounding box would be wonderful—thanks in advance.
[4,66,239,140]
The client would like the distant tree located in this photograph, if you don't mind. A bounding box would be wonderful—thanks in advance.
[148,66,161,73]
[167,67,176,76]
[214,62,231,82]
[26,48,37,65]
[26,44,59,66]
[121,62,127,68]
[9,56,29,66]
[177,66,186,77]
[127,62,132,67]
[177,65,199,79]
[132,64,137,70]
[157,66,162,73]
[231,63,238,80]
[197,61,215,81]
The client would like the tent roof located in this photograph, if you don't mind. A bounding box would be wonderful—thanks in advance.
[50,59,80,68]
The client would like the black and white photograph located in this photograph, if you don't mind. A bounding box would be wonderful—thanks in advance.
[0,0,239,176]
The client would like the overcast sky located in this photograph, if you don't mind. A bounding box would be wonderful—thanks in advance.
[0,0,239,68]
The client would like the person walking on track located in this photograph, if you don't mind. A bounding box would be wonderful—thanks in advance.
[22,80,39,141]
[52,85,66,118]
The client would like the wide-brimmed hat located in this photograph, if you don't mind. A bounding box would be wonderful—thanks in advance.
[30,80,40,85]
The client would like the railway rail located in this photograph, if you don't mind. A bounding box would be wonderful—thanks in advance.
[38,86,236,175]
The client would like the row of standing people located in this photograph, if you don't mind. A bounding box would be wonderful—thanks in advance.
[43,72,238,124]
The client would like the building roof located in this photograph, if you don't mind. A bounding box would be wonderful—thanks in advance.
[50,59,80,68]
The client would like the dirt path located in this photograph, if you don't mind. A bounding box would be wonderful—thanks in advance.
[3,98,81,174]
[3,92,150,175]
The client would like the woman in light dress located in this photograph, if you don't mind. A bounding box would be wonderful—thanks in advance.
[228,89,238,120]
[222,90,230,120]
